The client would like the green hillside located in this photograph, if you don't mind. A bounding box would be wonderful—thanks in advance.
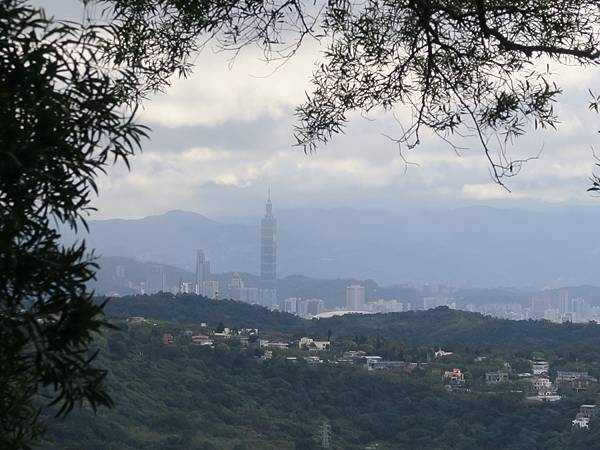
[45,318,599,450]
[104,294,600,353]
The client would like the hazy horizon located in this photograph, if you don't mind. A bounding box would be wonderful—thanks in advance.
[71,204,600,289]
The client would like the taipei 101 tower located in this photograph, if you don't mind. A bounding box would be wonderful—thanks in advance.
[260,189,277,306]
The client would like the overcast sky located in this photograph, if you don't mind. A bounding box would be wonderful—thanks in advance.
[40,1,600,222]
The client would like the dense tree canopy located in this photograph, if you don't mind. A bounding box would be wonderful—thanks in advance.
[105,295,600,354]
[0,1,145,447]
[45,319,599,450]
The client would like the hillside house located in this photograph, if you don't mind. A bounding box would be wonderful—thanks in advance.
[531,361,550,375]
[486,371,509,384]
[556,371,598,392]
[443,368,465,384]
[435,349,454,358]
[579,404,598,419]
[531,376,553,395]
[260,340,290,349]
[298,337,331,351]
[572,416,590,429]
[191,334,213,346]
[367,360,406,371]
[161,333,174,345]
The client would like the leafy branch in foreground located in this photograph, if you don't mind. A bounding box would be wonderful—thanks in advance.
[295,0,600,187]
[104,0,600,187]
[0,1,146,447]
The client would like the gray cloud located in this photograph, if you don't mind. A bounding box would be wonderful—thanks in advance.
[28,0,600,219]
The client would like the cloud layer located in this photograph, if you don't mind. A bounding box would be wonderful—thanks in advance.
[26,6,589,220]
[33,0,600,220]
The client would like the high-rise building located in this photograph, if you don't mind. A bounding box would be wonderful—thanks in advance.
[240,287,260,304]
[260,288,277,309]
[305,298,325,316]
[530,297,548,320]
[146,264,166,294]
[544,307,560,323]
[260,189,277,302]
[559,289,570,316]
[195,250,211,294]
[202,280,219,300]
[297,298,326,318]
[346,285,366,311]
[229,272,244,289]
[283,297,299,314]
[229,272,244,300]
[572,297,587,322]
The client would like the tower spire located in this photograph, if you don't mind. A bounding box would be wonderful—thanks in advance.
[265,187,272,216]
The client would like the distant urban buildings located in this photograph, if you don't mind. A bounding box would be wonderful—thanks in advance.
[559,289,569,316]
[229,272,244,295]
[228,272,260,304]
[423,295,456,310]
[203,280,219,299]
[367,299,407,313]
[113,205,600,324]
[241,287,260,304]
[190,249,218,299]
[299,298,326,317]
[280,297,326,318]
[346,285,366,311]
[145,264,166,294]
[460,289,598,324]
[282,297,299,314]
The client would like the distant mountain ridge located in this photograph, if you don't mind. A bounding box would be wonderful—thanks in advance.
[71,206,600,287]
[65,209,258,274]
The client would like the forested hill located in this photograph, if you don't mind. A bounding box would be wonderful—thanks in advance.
[46,324,594,450]
[104,294,600,352]
[104,293,304,331]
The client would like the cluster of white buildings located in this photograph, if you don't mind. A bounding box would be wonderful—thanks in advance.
[281,297,326,318]
[530,290,593,323]
[367,299,413,313]
[132,252,600,327]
